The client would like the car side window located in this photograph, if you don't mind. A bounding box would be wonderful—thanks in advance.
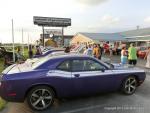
[57,60,71,72]
[84,60,106,71]
[71,59,106,72]
[72,60,84,72]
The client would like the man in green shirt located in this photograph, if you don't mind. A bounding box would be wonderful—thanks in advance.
[128,43,137,65]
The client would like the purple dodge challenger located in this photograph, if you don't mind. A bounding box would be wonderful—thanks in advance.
[0,54,146,110]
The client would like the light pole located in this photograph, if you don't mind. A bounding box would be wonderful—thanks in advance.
[12,19,15,62]
[22,28,24,55]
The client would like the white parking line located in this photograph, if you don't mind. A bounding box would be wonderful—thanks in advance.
[60,104,107,113]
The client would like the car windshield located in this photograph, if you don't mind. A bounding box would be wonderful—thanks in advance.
[104,62,114,69]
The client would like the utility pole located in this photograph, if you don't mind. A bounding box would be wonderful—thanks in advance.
[62,27,64,46]
[22,28,24,55]
[42,26,45,47]
[28,33,29,51]
[12,19,15,62]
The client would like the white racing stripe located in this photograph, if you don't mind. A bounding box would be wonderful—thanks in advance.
[46,69,145,78]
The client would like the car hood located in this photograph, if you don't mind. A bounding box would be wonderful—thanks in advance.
[2,63,33,74]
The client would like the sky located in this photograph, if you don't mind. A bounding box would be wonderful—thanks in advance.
[0,0,150,43]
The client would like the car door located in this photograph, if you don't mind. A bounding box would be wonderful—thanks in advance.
[71,58,118,96]
[47,60,74,97]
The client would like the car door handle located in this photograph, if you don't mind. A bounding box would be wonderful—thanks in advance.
[74,74,80,77]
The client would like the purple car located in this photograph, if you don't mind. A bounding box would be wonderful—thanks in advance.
[0,54,146,111]
[33,48,64,58]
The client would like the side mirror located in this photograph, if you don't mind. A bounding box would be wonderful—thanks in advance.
[100,68,105,72]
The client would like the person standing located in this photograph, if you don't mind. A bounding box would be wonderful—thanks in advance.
[84,45,93,56]
[28,44,33,58]
[97,44,102,60]
[121,47,127,65]
[128,43,137,66]
[35,45,42,55]
[109,45,113,57]
[144,47,150,68]
[93,44,100,59]
[16,47,23,61]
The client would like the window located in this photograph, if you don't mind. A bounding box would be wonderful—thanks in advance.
[57,60,71,71]
[72,60,84,72]
[84,60,105,71]
[72,59,105,72]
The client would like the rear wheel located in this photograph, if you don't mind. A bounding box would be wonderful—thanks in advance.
[27,86,54,111]
[122,76,137,95]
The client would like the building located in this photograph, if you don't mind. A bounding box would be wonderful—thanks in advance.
[119,27,150,46]
[70,27,150,47]
[70,32,127,45]
[40,34,73,47]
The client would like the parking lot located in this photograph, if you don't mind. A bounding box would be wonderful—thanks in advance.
[1,55,150,113]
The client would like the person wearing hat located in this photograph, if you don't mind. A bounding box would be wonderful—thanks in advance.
[128,43,137,66]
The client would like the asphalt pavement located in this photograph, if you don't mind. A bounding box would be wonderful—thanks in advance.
[1,55,150,113]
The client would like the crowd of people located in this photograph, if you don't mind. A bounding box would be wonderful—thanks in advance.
[83,44,103,60]
[77,43,150,68]
[3,42,150,69]
[121,43,150,68]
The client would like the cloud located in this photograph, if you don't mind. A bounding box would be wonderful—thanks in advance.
[101,15,119,24]
[85,15,120,32]
[95,15,120,28]
[144,17,150,23]
[75,0,108,6]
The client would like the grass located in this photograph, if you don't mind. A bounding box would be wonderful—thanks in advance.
[0,58,7,111]
[0,98,6,111]
[23,47,36,59]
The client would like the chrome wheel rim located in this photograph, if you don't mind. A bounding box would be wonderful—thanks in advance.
[125,77,137,94]
[30,89,52,110]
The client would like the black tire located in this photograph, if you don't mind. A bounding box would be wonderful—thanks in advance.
[122,76,137,95]
[27,86,54,111]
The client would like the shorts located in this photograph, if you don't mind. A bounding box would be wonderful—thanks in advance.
[128,60,137,65]
[121,56,127,64]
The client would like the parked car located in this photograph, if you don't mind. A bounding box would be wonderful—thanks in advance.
[137,46,148,59]
[33,48,64,58]
[0,54,146,111]
[26,51,111,66]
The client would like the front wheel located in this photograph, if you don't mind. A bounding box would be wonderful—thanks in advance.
[122,76,137,95]
[27,86,54,111]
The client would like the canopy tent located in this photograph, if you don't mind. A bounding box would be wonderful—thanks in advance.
[70,33,93,44]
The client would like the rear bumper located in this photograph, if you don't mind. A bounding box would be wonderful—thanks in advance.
[0,82,24,102]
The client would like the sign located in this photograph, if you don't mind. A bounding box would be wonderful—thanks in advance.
[33,16,71,27]
[44,29,62,36]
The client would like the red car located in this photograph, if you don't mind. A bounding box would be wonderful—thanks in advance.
[137,47,148,59]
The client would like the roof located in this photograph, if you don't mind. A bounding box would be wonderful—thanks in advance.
[119,27,150,37]
[79,32,127,41]
[119,27,150,41]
